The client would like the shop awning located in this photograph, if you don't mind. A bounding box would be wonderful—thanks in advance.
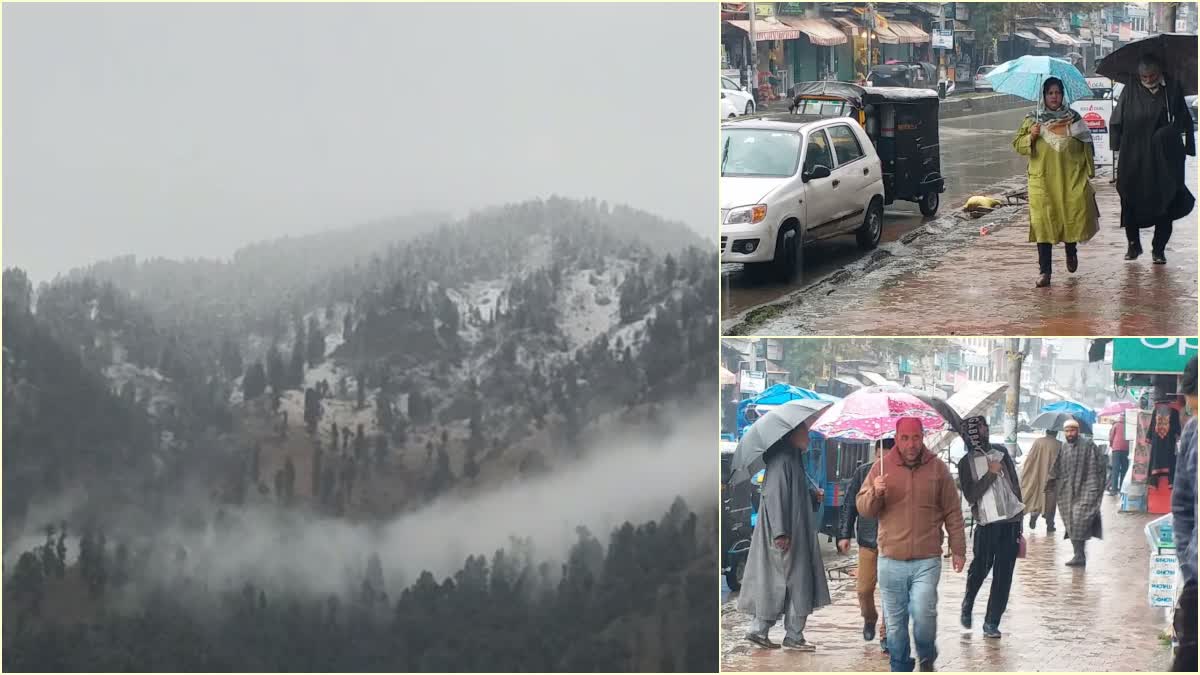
[876,19,931,45]
[777,16,848,46]
[831,16,861,34]
[724,19,801,42]
[720,367,737,386]
[1014,31,1051,49]
[1036,26,1077,47]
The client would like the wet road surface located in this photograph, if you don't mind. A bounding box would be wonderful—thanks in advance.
[721,496,1175,672]
[735,156,1197,336]
[722,106,1034,317]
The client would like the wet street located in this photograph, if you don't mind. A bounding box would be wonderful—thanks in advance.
[720,495,1176,672]
[730,152,1197,335]
[722,106,1034,316]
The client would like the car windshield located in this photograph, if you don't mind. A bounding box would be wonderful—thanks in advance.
[790,98,851,118]
[721,128,801,178]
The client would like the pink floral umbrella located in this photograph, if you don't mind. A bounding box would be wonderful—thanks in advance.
[811,387,955,441]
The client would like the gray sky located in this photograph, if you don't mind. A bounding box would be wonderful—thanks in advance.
[3,3,715,282]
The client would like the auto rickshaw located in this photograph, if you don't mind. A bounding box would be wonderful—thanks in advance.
[787,81,946,216]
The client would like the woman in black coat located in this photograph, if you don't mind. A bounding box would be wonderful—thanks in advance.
[1110,54,1196,264]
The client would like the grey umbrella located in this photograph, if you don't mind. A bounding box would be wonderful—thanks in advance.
[728,399,832,484]
[1031,411,1093,435]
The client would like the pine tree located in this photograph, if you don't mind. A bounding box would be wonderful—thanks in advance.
[304,387,321,434]
[306,316,325,366]
[244,361,267,400]
[375,433,388,468]
[376,392,394,434]
[331,422,341,451]
[267,346,286,393]
[356,371,367,410]
[355,424,367,462]
[220,338,244,379]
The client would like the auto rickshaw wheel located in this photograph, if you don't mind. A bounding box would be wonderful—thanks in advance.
[919,191,941,217]
[725,556,745,592]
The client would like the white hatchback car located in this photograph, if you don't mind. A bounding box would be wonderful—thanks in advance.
[721,93,739,120]
[721,76,756,116]
[720,116,886,280]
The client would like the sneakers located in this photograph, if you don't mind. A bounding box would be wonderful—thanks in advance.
[863,621,876,642]
[982,623,1002,639]
[746,633,780,649]
[782,637,816,651]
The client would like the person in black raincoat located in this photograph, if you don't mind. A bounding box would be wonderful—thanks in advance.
[1110,53,1196,264]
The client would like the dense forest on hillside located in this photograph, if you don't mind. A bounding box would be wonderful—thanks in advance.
[3,197,717,672]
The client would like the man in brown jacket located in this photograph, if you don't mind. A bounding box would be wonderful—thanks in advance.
[857,417,967,672]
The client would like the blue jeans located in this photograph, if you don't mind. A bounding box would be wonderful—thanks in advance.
[1110,451,1129,492]
[879,556,941,672]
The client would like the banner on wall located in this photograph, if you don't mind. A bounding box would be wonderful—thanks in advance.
[1071,98,1114,167]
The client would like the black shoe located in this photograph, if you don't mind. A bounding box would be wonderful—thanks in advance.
[782,637,816,651]
[1125,244,1143,260]
[864,622,876,642]
[1046,525,1056,533]
[1029,514,1038,529]
[1153,252,1167,264]
[1065,556,1086,567]
[746,633,780,649]
[1036,273,1051,287]
[960,603,973,630]
[918,659,937,672]
[881,637,889,654]
[1067,251,1078,273]
[983,623,1002,639]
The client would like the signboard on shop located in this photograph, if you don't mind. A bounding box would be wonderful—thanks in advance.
[1148,554,1179,607]
[1113,337,1200,374]
[1178,19,1188,32]
[1070,98,1114,166]
[740,370,766,394]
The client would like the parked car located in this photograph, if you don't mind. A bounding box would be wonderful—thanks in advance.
[721,115,887,280]
[974,65,997,92]
[721,93,739,119]
[722,75,756,116]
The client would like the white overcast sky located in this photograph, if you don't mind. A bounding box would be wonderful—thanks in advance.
[3,2,715,282]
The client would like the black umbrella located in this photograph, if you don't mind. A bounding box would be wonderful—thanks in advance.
[1097,33,1198,96]
[728,399,832,485]
[1031,411,1093,435]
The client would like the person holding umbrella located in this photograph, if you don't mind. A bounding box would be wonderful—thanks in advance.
[857,417,967,672]
[1108,52,1196,264]
[730,400,832,651]
[1012,76,1099,287]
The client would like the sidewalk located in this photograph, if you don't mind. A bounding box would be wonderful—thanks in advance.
[743,161,1198,336]
[721,496,1176,672]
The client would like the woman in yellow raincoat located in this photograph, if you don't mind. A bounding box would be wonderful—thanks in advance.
[1013,77,1100,288]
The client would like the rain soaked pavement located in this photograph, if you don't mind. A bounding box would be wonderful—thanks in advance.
[724,152,1198,336]
[722,106,1035,317]
[721,496,1176,672]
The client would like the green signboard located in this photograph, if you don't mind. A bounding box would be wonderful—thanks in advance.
[1112,338,1199,374]
[777,3,807,15]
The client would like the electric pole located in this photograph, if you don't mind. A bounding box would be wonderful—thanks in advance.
[748,2,759,101]
[1004,338,1028,456]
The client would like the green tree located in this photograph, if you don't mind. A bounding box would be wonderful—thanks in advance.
[244,361,267,400]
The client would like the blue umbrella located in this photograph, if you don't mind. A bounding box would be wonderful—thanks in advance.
[1040,400,1097,426]
[985,55,1093,106]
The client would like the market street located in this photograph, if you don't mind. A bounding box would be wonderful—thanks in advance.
[720,495,1176,672]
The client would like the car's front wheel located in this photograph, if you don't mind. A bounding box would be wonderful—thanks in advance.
[771,226,800,281]
[856,200,884,249]
[745,101,755,115]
